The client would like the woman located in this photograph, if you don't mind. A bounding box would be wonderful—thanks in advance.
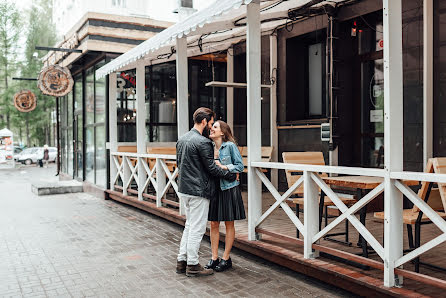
[205,120,245,272]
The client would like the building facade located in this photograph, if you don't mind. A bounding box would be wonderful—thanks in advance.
[53,0,446,195]
[52,0,211,37]
[46,12,172,193]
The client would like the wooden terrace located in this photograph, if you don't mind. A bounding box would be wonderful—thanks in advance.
[106,185,446,297]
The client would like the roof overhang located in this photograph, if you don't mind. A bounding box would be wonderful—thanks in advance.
[96,0,350,78]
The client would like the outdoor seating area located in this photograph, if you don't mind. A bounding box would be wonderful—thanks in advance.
[106,151,446,296]
[96,0,446,294]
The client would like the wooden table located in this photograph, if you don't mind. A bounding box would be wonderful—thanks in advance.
[321,176,419,257]
[323,175,419,189]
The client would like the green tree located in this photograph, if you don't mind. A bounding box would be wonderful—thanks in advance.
[13,0,57,146]
[0,1,21,129]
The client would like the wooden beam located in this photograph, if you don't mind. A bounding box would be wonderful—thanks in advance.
[227,48,234,131]
[247,0,263,241]
[423,0,433,168]
[136,63,146,201]
[176,37,189,138]
[383,0,404,287]
[109,73,118,191]
[270,35,278,188]
[205,81,272,88]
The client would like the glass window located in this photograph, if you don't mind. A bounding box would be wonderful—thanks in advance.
[85,126,94,183]
[285,29,326,121]
[95,62,106,124]
[67,92,73,127]
[76,114,83,179]
[86,67,95,125]
[67,128,73,176]
[117,70,137,142]
[95,125,106,188]
[61,130,67,174]
[95,72,106,123]
[74,75,83,112]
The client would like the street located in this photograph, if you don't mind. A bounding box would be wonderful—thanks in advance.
[0,165,354,298]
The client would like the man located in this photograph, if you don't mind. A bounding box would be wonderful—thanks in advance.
[176,107,236,277]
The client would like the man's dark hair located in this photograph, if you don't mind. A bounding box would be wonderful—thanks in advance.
[193,107,215,124]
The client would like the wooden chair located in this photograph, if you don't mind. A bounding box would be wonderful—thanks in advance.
[374,158,446,272]
[282,152,356,244]
[146,147,176,171]
[239,146,273,173]
[117,146,137,167]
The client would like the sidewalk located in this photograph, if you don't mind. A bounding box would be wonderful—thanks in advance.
[0,165,353,297]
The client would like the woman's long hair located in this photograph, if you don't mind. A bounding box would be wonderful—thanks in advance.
[217,120,238,147]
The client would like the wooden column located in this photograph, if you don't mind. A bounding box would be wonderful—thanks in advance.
[136,63,147,201]
[227,47,234,131]
[383,0,404,287]
[423,0,433,168]
[270,35,279,188]
[176,37,189,138]
[247,0,262,241]
[109,73,118,191]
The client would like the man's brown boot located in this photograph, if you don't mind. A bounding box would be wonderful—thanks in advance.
[186,263,214,277]
[176,260,187,274]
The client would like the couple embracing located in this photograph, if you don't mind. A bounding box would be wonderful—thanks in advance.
[175,107,245,277]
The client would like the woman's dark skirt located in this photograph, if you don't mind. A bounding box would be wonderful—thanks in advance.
[208,185,246,222]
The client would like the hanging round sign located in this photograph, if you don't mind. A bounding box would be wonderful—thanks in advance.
[13,90,37,112]
[38,65,74,96]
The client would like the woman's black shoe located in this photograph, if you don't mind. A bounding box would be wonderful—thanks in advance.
[204,258,220,270]
[215,258,232,272]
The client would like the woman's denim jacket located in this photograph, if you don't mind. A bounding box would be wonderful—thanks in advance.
[217,142,244,190]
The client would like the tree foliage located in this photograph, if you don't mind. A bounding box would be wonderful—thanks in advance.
[0,0,57,147]
[0,1,21,130]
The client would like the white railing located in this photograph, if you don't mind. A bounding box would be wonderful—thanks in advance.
[109,151,446,288]
[250,161,446,287]
[110,152,183,214]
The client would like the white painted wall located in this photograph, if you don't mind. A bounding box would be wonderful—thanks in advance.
[53,0,212,38]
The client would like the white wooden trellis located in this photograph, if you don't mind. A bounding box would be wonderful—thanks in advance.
[110,152,181,212]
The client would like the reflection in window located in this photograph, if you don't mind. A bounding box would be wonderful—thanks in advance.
[85,126,94,183]
[95,125,106,188]
[95,61,106,124]
[86,67,95,125]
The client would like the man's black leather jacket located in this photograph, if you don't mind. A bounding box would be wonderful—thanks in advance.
[176,128,237,199]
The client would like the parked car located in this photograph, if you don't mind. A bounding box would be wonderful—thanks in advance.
[14,146,23,154]
[18,147,57,165]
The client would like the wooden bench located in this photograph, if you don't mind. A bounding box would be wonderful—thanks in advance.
[117,146,137,166]
[239,146,273,173]
[117,146,177,171]
[374,158,446,272]
[146,147,176,172]
[282,152,356,242]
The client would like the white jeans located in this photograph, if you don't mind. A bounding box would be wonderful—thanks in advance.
[177,194,209,265]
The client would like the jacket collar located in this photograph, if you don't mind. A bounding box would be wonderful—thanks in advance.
[191,128,202,135]
[213,141,228,150]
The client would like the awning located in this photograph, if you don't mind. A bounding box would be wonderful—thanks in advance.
[96,0,348,78]
[0,128,13,137]
[96,0,256,78]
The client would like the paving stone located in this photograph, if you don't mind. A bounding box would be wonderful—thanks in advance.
[0,165,355,297]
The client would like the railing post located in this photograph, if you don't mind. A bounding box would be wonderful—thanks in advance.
[270,34,279,189]
[303,171,319,259]
[122,156,131,196]
[136,63,147,201]
[156,158,166,208]
[246,0,262,241]
[176,37,189,138]
[108,73,118,191]
[383,0,404,287]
